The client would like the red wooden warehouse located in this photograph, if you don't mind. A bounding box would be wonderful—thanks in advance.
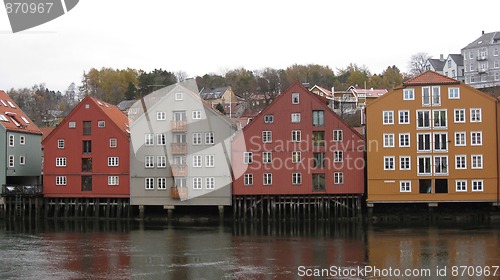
[232,82,365,219]
[42,96,130,217]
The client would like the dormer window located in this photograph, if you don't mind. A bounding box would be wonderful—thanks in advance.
[7,101,15,108]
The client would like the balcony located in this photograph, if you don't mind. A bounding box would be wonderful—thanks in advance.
[171,143,187,154]
[476,55,487,61]
[171,165,188,176]
[170,187,188,199]
[171,120,187,132]
[2,185,42,197]
[478,68,487,74]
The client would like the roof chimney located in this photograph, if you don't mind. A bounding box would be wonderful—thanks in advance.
[482,30,485,35]
[439,54,444,61]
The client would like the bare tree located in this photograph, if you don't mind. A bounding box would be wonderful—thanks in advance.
[408,52,431,77]
[175,70,188,82]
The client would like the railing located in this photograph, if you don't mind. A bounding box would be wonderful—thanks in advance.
[170,187,188,199]
[171,143,187,154]
[171,120,187,132]
[478,68,487,73]
[476,55,487,61]
[171,165,188,176]
[2,184,42,196]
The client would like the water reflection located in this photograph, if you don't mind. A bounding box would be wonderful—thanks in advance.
[0,219,499,279]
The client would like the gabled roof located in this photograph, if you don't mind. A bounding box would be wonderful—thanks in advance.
[463,31,500,49]
[310,85,333,97]
[403,70,460,86]
[427,58,445,71]
[40,126,55,142]
[448,54,464,66]
[347,86,388,98]
[117,99,137,112]
[199,86,229,100]
[0,90,41,135]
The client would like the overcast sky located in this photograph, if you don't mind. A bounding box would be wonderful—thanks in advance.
[1,0,499,93]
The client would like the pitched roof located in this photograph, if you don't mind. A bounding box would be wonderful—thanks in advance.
[0,90,41,135]
[116,99,137,112]
[427,58,445,71]
[88,97,130,134]
[463,31,500,49]
[40,126,55,142]
[448,54,464,66]
[199,86,229,100]
[403,70,460,86]
[310,85,333,97]
[349,86,388,98]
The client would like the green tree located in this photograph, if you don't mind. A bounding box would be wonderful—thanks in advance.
[138,68,176,96]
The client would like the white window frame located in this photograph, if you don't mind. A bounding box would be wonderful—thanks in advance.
[470,131,482,146]
[156,111,166,121]
[422,87,431,106]
[244,173,253,186]
[398,110,410,124]
[69,121,76,128]
[384,156,395,170]
[155,133,166,146]
[433,132,448,152]
[455,180,467,192]
[108,176,119,186]
[400,181,411,192]
[431,86,441,106]
[291,113,301,123]
[403,88,414,100]
[292,130,301,142]
[382,111,394,125]
[108,157,119,167]
[58,139,65,149]
[56,157,67,167]
[292,173,302,185]
[145,178,154,190]
[264,115,274,123]
[109,138,117,148]
[98,121,106,128]
[193,132,202,145]
[19,136,25,145]
[157,156,167,168]
[192,110,201,119]
[454,109,465,123]
[434,156,448,175]
[205,177,215,189]
[333,130,343,142]
[262,152,272,164]
[399,156,411,170]
[205,155,215,167]
[56,176,67,186]
[470,108,482,123]
[334,172,344,184]
[145,133,154,146]
[263,173,272,185]
[399,133,410,148]
[193,155,202,167]
[292,93,299,104]
[8,155,14,167]
[145,156,154,168]
[455,155,467,169]
[454,132,466,146]
[417,133,431,152]
[175,92,183,100]
[432,109,447,129]
[243,152,253,164]
[205,132,214,145]
[334,150,343,163]
[417,156,432,175]
[262,131,272,143]
[416,110,431,129]
[448,88,460,99]
[472,180,483,192]
[8,134,14,147]
[19,156,25,165]
[157,178,167,190]
[383,133,394,148]
[471,155,483,169]
[193,177,203,189]
[292,151,301,163]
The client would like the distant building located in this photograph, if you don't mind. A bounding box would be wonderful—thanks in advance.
[462,31,500,88]
[332,86,388,114]
[442,54,465,82]
[116,99,137,114]
[199,86,239,105]
[366,71,499,207]
[424,54,446,74]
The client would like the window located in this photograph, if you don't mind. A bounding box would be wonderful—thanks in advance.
[383,111,394,124]
[400,181,411,192]
[175,177,187,188]
[157,133,166,146]
[292,130,301,142]
[471,131,482,146]
[471,155,483,169]
[312,173,326,191]
[193,132,202,145]
[455,132,466,146]
[263,173,272,185]
[145,178,154,190]
[56,176,67,186]
[19,156,25,165]
[108,157,119,166]
[205,155,215,167]
[8,134,14,147]
[456,180,467,192]
[417,133,431,152]
[334,172,344,184]
[109,138,117,148]
[312,131,325,147]
[292,151,301,163]
[454,109,465,123]
[433,110,447,128]
[56,157,67,167]
[333,130,343,142]
[433,133,447,151]
[205,132,214,145]
[399,110,410,124]
[156,178,166,190]
[83,140,92,154]
[469,51,473,59]
[399,156,411,170]
[313,153,325,168]
[20,136,25,145]
[432,86,440,105]
[495,48,499,56]
[383,133,394,148]
[496,72,500,81]
[384,156,395,170]
[145,134,154,146]
[472,180,483,192]
[244,174,253,186]
[292,173,302,185]
[417,156,431,175]
[157,112,166,120]
[495,60,500,68]
[145,156,154,168]
[448,88,460,99]
[312,110,324,126]
[98,121,105,128]
[334,150,343,163]
[108,176,119,186]
[264,115,274,123]
[422,87,430,106]
[416,110,430,129]
[403,88,414,100]
[262,152,272,164]
[83,121,91,136]
[69,121,76,128]
[292,93,299,104]
[157,156,167,168]
[434,156,448,175]
[8,155,14,167]
[262,131,272,143]
[455,155,466,169]
[291,113,301,123]
[205,177,215,189]
[192,155,202,167]
[58,139,65,149]
[470,108,481,122]
[193,177,203,189]
[243,152,253,164]
[192,110,201,119]
[399,133,410,147]
[175,92,183,100]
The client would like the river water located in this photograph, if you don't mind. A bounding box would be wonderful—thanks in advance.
[0,219,499,279]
